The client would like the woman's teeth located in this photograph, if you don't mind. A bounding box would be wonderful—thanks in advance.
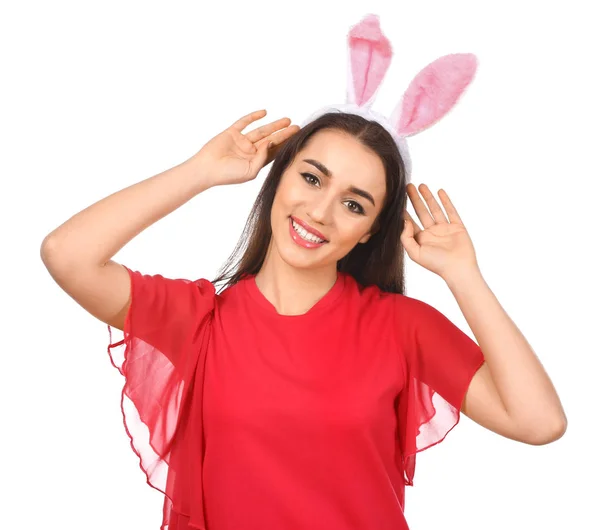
[291,219,325,243]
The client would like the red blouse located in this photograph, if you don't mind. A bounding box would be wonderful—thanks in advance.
[107,267,484,529]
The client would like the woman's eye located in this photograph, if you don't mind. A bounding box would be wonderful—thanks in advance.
[345,201,366,215]
[301,172,365,215]
[301,172,320,186]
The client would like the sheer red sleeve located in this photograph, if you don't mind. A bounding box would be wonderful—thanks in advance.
[106,266,216,529]
[394,295,485,488]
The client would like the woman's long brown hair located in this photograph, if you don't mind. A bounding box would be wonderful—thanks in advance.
[211,111,408,295]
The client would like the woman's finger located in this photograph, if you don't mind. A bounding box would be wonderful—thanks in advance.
[256,124,300,149]
[438,189,464,225]
[245,117,292,144]
[253,125,300,168]
[254,125,299,161]
[249,134,278,177]
[407,183,436,229]
[403,209,422,235]
[238,135,258,154]
[400,212,420,258]
[418,183,449,224]
[230,109,267,132]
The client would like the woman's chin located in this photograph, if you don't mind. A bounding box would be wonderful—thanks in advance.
[281,245,341,271]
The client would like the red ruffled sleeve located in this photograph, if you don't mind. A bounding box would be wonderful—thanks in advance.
[106,266,216,530]
[394,295,485,492]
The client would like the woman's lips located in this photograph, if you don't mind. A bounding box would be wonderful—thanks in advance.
[289,218,327,249]
[290,215,327,241]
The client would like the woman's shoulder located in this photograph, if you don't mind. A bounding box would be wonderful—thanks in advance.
[343,273,406,305]
[343,274,405,316]
[345,274,438,320]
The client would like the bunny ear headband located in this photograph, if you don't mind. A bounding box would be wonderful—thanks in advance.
[301,13,479,184]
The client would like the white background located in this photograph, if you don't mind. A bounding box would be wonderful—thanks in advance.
[2,0,598,528]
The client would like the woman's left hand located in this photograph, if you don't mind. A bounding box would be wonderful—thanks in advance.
[401,183,479,281]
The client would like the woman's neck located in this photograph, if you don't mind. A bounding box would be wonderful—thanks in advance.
[254,243,338,316]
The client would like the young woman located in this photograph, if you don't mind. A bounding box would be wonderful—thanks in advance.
[41,108,567,530]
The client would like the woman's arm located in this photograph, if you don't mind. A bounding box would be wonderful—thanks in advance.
[40,155,212,269]
[40,109,296,268]
[40,109,297,330]
[446,268,568,445]
[40,155,213,330]
[401,182,567,445]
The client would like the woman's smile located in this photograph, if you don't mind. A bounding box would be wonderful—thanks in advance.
[289,217,328,248]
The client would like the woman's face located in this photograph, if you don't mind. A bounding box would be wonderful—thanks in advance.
[269,128,387,271]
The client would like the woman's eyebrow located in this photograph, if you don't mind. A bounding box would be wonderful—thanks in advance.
[302,158,376,207]
[303,158,332,177]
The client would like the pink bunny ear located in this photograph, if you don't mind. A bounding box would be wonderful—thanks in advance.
[347,14,393,107]
[390,53,478,137]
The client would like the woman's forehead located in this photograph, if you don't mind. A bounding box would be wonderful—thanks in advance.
[298,130,386,181]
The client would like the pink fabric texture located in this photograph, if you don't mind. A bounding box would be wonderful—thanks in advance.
[347,13,392,107]
[391,53,479,137]
[303,13,479,184]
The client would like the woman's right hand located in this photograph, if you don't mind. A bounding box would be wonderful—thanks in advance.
[189,109,300,187]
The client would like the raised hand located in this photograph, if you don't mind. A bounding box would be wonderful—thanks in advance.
[401,183,479,280]
[190,109,300,187]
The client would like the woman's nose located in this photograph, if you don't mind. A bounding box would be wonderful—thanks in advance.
[306,198,334,225]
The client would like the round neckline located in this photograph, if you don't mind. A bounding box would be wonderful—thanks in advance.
[242,271,346,319]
